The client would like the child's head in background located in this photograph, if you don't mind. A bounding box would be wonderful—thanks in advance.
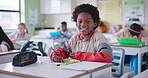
[128,23,144,37]
[61,21,67,32]
[17,23,29,34]
[72,4,100,38]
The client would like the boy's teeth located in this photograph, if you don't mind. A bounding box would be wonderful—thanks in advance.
[81,28,87,30]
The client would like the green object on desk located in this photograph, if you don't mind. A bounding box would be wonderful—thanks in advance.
[117,36,145,46]
[60,62,77,66]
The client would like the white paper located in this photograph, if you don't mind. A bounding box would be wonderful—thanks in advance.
[59,61,107,72]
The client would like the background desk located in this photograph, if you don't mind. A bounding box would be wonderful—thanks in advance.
[132,69,148,78]
[31,35,69,55]
[0,57,113,78]
[111,44,148,74]
[0,50,20,64]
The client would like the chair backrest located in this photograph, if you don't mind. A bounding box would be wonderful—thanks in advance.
[111,47,125,77]
[120,71,134,78]
[20,41,47,56]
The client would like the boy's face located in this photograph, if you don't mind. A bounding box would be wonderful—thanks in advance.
[61,24,67,31]
[76,12,97,37]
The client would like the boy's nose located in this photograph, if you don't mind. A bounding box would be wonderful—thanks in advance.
[81,22,87,26]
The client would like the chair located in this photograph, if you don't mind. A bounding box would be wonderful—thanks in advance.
[143,52,148,70]
[120,71,134,78]
[111,47,125,78]
[20,41,47,56]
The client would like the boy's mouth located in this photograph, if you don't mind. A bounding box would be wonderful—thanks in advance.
[80,28,88,32]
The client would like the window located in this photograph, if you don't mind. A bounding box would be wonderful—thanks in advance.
[0,0,20,30]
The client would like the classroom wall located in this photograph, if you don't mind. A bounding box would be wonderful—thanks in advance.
[145,0,148,30]
[25,0,147,35]
[44,0,97,29]
[43,0,148,31]
[22,0,43,35]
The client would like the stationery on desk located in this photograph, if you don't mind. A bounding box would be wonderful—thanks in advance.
[117,36,145,46]
[57,59,80,66]
[51,46,65,62]
[59,61,107,72]
[51,46,60,56]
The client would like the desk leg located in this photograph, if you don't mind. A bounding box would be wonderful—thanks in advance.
[138,52,141,74]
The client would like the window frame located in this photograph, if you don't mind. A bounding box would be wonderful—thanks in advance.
[0,0,21,31]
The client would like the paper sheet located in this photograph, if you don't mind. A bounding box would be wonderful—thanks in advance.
[59,61,107,72]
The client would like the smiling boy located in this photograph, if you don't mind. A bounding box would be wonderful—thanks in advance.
[50,4,113,63]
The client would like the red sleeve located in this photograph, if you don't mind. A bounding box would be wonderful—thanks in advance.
[49,48,68,60]
[74,51,113,63]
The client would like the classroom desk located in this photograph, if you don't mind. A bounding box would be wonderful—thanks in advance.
[0,50,20,56]
[0,50,20,64]
[132,69,148,78]
[31,35,69,55]
[111,44,148,74]
[0,57,113,78]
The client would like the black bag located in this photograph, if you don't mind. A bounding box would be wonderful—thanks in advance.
[12,52,37,66]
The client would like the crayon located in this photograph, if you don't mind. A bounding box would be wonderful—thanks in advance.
[60,61,77,66]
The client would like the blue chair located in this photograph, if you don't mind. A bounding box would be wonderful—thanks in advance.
[111,47,125,78]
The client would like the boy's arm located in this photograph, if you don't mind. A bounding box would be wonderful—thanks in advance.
[0,41,10,52]
[141,31,148,43]
[49,48,68,60]
[74,43,113,63]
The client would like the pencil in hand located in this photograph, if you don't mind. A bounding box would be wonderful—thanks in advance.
[51,47,60,56]
[51,47,64,62]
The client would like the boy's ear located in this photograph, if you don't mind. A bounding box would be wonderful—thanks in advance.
[98,21,101,26]
[93,23,98,27]
[24,29,27,32]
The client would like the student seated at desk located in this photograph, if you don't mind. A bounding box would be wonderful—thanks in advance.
[113,23,148,75]
[9,23,31,41]
[53,21,73,49]
[8,23,31,49]
[50,4,113,63]
[0,26,15,52]
[57,21,73,39]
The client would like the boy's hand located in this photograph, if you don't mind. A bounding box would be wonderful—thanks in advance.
[52,55,64,62]
[69,53,74,59]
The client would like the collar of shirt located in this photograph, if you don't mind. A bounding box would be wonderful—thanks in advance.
[77,30,94,41]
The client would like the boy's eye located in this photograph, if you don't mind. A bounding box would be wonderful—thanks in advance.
[86,20,90,23]
[78,21,82,23]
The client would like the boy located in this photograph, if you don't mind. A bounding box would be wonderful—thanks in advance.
[50,4,113,63]
[58,21,73,39]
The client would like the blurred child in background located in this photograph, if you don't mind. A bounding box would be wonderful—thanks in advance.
[9,23,31,41]
[113,23,148,75]
[57,21,73,39]
[8,23,31,49]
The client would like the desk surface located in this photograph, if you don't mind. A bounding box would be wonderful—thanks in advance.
[111,43,148,48]
[132,69,148,78]
[111,44,148,74]
[0,57,113,78]
[111,44,148,55]
[0,50,20,56]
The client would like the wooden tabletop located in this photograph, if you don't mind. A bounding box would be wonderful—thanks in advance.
[0,50,20,56]
[71,63,114,78]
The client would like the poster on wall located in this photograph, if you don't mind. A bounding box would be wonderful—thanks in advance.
[29,8,38,26]
[96,0,122,26]
[123,0,144,27]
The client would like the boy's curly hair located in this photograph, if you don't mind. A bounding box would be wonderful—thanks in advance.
[72,4,100,29]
